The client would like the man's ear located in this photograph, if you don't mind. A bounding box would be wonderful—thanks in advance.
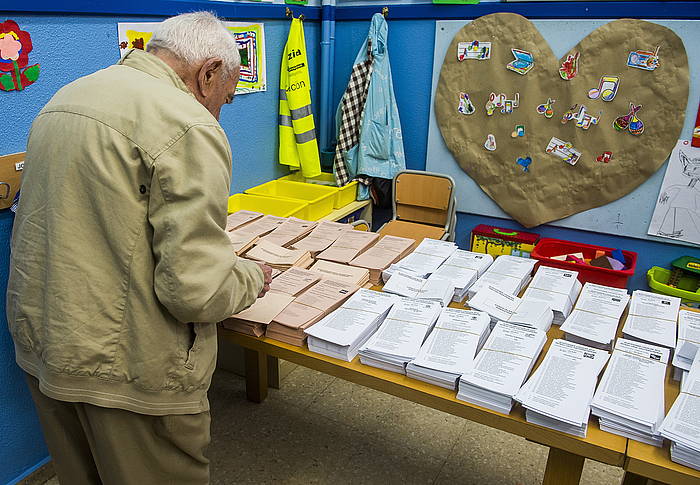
[197,58,224,98]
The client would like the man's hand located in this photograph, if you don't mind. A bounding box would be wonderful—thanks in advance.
[256,262,273,298]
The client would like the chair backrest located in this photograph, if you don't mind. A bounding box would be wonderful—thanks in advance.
[393,170,455,227]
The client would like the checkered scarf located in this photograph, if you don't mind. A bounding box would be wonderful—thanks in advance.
[334,40,374,187]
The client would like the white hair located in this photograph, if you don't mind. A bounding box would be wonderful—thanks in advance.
[148,11,240,77]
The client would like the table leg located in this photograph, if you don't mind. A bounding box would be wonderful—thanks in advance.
[620,472,649,485]
[542,447,585,485]
[244,348,268,403]
[267,355,280,389]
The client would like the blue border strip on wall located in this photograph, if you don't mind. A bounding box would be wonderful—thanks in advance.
[0,0,322,20]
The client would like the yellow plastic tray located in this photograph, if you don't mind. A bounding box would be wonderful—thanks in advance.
[279,172,359,209]
[227,193,307,218]
[245,180,336,220]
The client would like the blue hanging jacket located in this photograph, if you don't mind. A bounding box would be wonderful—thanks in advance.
[335,13,406,200]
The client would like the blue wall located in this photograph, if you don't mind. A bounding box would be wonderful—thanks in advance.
[333,18,699,290]
[0,12,319,485]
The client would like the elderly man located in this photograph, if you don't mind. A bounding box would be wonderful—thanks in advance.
[6,12,271,484]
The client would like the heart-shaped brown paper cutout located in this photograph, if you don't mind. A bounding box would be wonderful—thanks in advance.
[435,13,689,228]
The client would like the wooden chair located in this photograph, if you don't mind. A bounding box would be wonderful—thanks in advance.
[378,170,456,242]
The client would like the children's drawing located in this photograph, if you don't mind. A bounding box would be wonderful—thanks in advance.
[457,41,491,61]
[648,140,700,245]
[0,20,40,92]
[485,92,519,115]
[117,21,266,95]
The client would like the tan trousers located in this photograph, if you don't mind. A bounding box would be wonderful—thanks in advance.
[25,373,210,485]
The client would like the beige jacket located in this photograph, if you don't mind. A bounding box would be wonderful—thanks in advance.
[7,49,263,415]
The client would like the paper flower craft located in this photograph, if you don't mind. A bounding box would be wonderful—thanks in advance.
[0,20,40,92]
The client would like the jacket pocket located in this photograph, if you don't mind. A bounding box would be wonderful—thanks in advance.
[179,323,217,391]
[363,111,391,161]
[10,317,35,351]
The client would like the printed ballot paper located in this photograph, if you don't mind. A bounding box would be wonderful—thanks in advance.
[258,217,317,247]
[305,289,399,361]
[350,235,415,284]
[467,255,536,300]
[674,310,700,371]
[316,230,380,264]
[221,291,295,337]
[382,238,458,281]
[268,267,321,296]
[591,338,669,446]
[226,210,263,231]
[431,250,494,302]
[468,285,554,332]
[382,271,454,307]
[245,240,314,270]
[457,322,547,414]
[560,283,630,350]
[406,308,490,389]
[359,298,442,374]
[291,220,350,254]
[622,290,681,349]
[522,266,582,325]
[516,339,610,438]
[309,260,370,287]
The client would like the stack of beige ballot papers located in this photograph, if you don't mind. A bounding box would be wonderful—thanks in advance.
[516,339,610,438]
[468,284,554,332]
[560,282,630,350]
[305,289,399,361]
[382,238,458,281]
[258,217,317,247]
[591,338,669,446]
[227,214,287,254]
[316,230,380,264]
[521,266,582,325]
[457,321,547,414]
[221,267,321,336]
[621,290,681,349]
[245,240,313,271]
[308,260,370,287]
[466,255,536,300]
[266,278,360,346]
[226,210,263,231]
[291,220,351,254]
[349,235,415,284]
[405,308,491,389]
[673,310,700,372]
[430,250,494,303]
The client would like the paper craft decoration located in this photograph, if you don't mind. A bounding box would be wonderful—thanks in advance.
[117,22,266,95]
[561,104,599,130]
[458,41,491,60]
[559,52,579,80]
[627,46,660,71]
[511,125,525,138]
[458,92,475,114]
[434,14,688,227]
[546,137,581,165]
[516,156,532,172]
[596,151,613,163]
[588,75,620,102]
[648,140,700,245]
[536,98,555,118]
[484,134,496,151]
[506,49,534,75]
[485,92,519,115]
[0,20,40,92]
[613,103,644,135]
[692,102,700,148]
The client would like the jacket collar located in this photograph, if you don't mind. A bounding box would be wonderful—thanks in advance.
[118,49,193,97]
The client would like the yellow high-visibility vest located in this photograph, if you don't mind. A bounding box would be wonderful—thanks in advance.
[279,17,321,178]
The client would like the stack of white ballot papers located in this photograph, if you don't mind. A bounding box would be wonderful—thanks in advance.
[521,266,582,325]
[621,290,681,349]
[305,289,398,361]
[466,255,536,300]
[358,298,442,373]
[516,339,609,438]
[405,308,490,389]
[660,353,700,471]
[591,338,669,446]
[560,283,630,350]
[673,310,700,372]
[381,271,454,307]
[457,322,547,414]
[382,238,457,281]
[430,250,494,302]
[468,285,554,332]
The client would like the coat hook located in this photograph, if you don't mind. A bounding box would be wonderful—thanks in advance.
[286,7,293,17]
[382,7,389,18]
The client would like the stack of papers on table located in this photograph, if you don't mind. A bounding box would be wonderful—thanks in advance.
[226,210,263,231]
[621,290,681,349]
[259,217,317,247]
[227,230,259,255]
[229,214,286,238]
[591,338,669,446]
[406,308,491,389]
[358,299,442,374]
[521,266,582,325]
[291,221,351,254]
[431,250,494,302]
[466,255,536,300]
[457,322,547,414]
[308,260,370,287]
[673,310,700,371]
[221,292,295,337]
[382,271,454,307]
[560,283,630,350]
[382,238,458,281]
[468,285,554,332]
[266,279,359,346]
[660,353,700,471]
[316,230,380,264]
[268,267,321,296]
[305,289,399,361]
[516,339,609,438]
[245,240,314,270]
[349,235,415,284]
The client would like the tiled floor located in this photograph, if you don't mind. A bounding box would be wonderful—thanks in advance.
[42,362,625,485]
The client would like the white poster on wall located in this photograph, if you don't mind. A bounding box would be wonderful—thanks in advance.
[648,139,700,245]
